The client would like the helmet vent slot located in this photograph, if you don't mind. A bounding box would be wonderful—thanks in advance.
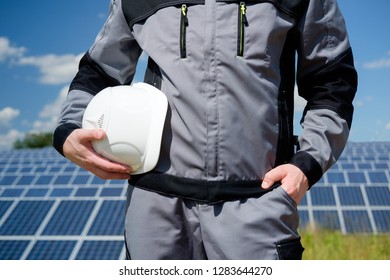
[98,114,105,128]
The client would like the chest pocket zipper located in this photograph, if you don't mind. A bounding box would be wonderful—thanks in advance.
[237,2,248,57]
[180,4,188,59]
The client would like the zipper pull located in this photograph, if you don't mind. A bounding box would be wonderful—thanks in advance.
[180,4,188,58]
[182,4,188,25]
[240,2,248,27]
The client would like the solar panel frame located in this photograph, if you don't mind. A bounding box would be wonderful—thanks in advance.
[0,200,54,235]
[343,210,372,233]
[88,200,126,236]
[75,240,124,260]
[26,240,77,260]
[365,186,390,206]
[42,200,96,236]
[0,240,30,260]
[337,186,365,206]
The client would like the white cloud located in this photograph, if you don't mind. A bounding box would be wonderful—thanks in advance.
[363,58,390,69]
[363,51,390,69]
[0,37,26,62]
[0,107,20,127]
[39,86,68,119]
[32,86,69,133]
[17,53,83,85]
[1,36,82,85]
[0,129,24,149]
[385,122,390,130]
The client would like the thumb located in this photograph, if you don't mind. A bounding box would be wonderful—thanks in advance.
[261,166,286,189]
[80,129,106,142]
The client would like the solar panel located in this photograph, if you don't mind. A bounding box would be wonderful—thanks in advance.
[337,186,365,206]
[16,175,35,185]
[0,200,54,235]
[53,175,72,185]
[326,172,346,184]
[368,172,388,183]
[49,188,73,197]
[372,210,390,233]
[72,175,91,184]
[343,210,372,233]
[365,187,390,206]
[347,172,367,183]
[1,188,24,198]
[0,240,30,260]
[0,143,389,260]
[75,187,98,197]
[0,201,12,219]
[42,200,96,235]
[100,188,124,197]
[26,240,77,260]
[75,241,124,260]
[88,200,125,236]
[312,210,341,231]
[0,175,17,185]
[298,210,310,229]
[35,175,53,185]
[25,188,49,197]
[310,187,336,206]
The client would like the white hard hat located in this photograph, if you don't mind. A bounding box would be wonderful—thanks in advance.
[82,83,168,174]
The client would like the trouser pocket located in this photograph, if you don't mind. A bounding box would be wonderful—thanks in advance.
[276,238,304,260]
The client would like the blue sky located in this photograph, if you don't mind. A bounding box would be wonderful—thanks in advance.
[0,0,389,148]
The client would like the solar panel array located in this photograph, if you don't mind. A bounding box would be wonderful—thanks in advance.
[0,142,389,260]
[0,148,127,260]
[298,142,390,234]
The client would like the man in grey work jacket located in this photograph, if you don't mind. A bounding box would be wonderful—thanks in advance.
[53,0,357,259]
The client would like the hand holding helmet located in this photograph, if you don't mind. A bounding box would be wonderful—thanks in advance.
[82,82,168,175]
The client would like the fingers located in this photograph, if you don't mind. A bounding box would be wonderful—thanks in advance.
[84,150,132,176]
[82,161,131,180]
[79,128,106,143]
[261,164,309,205]
[64,128,132,180]
[261,165,286,189]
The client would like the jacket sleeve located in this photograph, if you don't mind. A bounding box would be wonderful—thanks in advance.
[290,0,358,187]
[53,0,142,156]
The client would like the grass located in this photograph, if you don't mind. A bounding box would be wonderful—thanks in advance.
[300,226,390,260]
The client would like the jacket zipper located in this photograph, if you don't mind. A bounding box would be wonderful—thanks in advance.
[180,4,188,58]
[237,2,248,57]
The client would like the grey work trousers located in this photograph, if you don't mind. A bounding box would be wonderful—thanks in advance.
[124,185,304,260]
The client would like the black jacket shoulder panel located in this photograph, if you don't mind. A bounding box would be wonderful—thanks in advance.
[218,0,309,19]
[122,0,308,28]
[122,0,205,28]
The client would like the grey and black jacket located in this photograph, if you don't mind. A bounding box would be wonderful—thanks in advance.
[54,0,357,203]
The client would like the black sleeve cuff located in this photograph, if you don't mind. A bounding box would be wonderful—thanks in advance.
[53,123,81,156]
[289,151,323,188]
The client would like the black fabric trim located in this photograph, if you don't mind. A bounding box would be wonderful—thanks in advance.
[129,172,280,203]
[220,0,309,19]
[289,151,323,188]
[69,52,122,96]
[276,238,304,260]
[122,0,308,29]
[122,0,205,29]
[298,48,358,129]
[124,231,132,260]
[53,123,80,157]
[274,27,299,166]
[144,57,163,89]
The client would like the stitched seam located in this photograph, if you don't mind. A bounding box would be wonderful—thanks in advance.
[321,0,335,60]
